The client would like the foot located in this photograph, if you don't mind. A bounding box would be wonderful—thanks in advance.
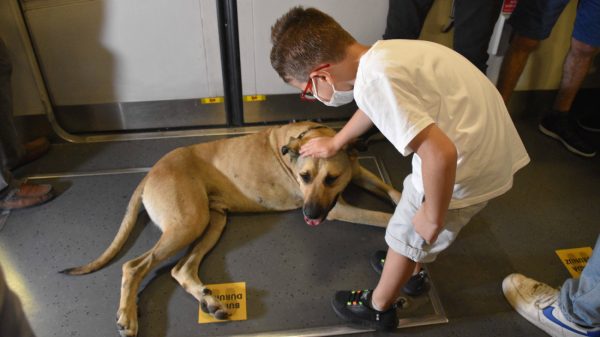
[199,288,230,320]
[502,273,600,337]
[11,137,50,170]
[0,183,53,210]
[331,289,398,331]
[538,112,596,157]
[370,250,429,296]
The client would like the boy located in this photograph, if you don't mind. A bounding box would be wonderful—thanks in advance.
[270,7,530,331]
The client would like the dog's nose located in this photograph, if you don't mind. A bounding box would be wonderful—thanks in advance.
[303,203,325,220]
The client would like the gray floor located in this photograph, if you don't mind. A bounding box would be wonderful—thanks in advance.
[2,111,599,337]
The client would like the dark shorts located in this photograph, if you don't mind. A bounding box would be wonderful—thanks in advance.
[509,0,600,47]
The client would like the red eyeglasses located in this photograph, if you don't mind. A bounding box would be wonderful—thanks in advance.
[300,64,330,101]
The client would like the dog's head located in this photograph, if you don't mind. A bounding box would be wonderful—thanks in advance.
[281,126,358,226]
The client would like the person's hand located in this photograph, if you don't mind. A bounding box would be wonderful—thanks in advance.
[412,204,443,245]
[300,137,340,158]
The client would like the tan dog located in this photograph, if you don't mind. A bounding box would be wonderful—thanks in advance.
[62,121,401,337]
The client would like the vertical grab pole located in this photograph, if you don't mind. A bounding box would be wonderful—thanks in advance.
[217,0,244,126]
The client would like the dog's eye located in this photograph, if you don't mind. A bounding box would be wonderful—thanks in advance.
[324,175,338,186]
[300,172,311,183]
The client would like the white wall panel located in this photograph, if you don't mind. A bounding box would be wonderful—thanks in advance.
[238,0,389,95]
[24,0,223,105]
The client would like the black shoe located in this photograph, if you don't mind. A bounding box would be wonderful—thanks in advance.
[331,289,398,331]
[370,250,429,296]
[578,113,600,133]
[539,111,596,157]
[402,269,428,296]
[370,250,386,274]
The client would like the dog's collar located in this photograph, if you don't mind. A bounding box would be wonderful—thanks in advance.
[295,125,331,140]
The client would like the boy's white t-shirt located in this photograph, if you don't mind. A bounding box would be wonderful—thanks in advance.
[354,40,530,209]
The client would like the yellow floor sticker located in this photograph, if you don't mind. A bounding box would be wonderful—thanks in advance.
[201,97,224,104]
[198,282,247,323]
[555,247,593,278]
[243,95,266,102]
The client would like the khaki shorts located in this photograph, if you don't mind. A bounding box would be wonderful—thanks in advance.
[385,174,488,263]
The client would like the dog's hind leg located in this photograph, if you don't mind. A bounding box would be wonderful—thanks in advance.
[171,208,229,320]
[116,225,206,337]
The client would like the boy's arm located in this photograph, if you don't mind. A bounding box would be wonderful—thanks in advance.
[300,109,373,158]
[409,123,457,244]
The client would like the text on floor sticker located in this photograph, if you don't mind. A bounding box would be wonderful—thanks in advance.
[555,247,593,278]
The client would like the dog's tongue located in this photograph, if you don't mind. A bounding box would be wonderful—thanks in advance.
[304,215,322,226]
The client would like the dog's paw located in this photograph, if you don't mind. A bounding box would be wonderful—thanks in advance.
[116,307,138,337]
[200,294,230,320]
[389,190,401,205]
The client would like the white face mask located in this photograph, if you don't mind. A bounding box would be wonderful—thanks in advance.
[312,78,354,107]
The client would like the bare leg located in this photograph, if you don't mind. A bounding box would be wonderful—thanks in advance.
[538,38,598,158]
[372,249,416,310]
[496,33,540,104]
[553,38,599,113]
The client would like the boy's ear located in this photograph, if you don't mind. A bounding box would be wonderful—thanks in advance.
[281,137,301,161]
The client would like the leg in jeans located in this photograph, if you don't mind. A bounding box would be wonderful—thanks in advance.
[559,234,600,327]
[0,39,53,209]
[453,0,503,73]
[383,0,434,40]
[0,39,19,194]
[0,145,18,194]
[0,38,25,169]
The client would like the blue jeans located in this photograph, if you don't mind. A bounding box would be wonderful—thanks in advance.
[0,38,22,193]
[560,234,600,327]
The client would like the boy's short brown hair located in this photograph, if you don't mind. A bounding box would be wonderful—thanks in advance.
[270,7,356,83]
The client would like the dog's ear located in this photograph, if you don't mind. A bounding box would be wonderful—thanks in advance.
[343,139,360,160]
[281,137,301,161]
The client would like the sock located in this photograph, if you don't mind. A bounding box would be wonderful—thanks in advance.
[369,293,384,312]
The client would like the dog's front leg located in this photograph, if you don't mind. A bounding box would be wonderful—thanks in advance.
[327,197,391,228]
[353,166,401,205]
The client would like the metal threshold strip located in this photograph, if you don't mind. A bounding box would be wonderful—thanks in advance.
[12,157,447,336]
[54,121,348,144]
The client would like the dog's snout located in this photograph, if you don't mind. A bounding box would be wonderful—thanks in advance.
[303,203,325,220]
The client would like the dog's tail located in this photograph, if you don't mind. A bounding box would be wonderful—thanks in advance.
[60,176,147,275]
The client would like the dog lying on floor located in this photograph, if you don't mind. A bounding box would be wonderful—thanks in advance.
[61,121,401,337]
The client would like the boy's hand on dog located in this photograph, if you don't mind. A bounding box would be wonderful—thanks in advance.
[300,137,340,158]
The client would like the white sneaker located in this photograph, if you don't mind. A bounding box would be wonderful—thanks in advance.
[502,273,600,337]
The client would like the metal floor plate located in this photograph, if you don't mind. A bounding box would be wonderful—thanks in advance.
[1,157,446,337]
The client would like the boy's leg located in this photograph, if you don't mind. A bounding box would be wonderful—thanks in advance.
[559,234,600,328]
[372,249,416,310]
